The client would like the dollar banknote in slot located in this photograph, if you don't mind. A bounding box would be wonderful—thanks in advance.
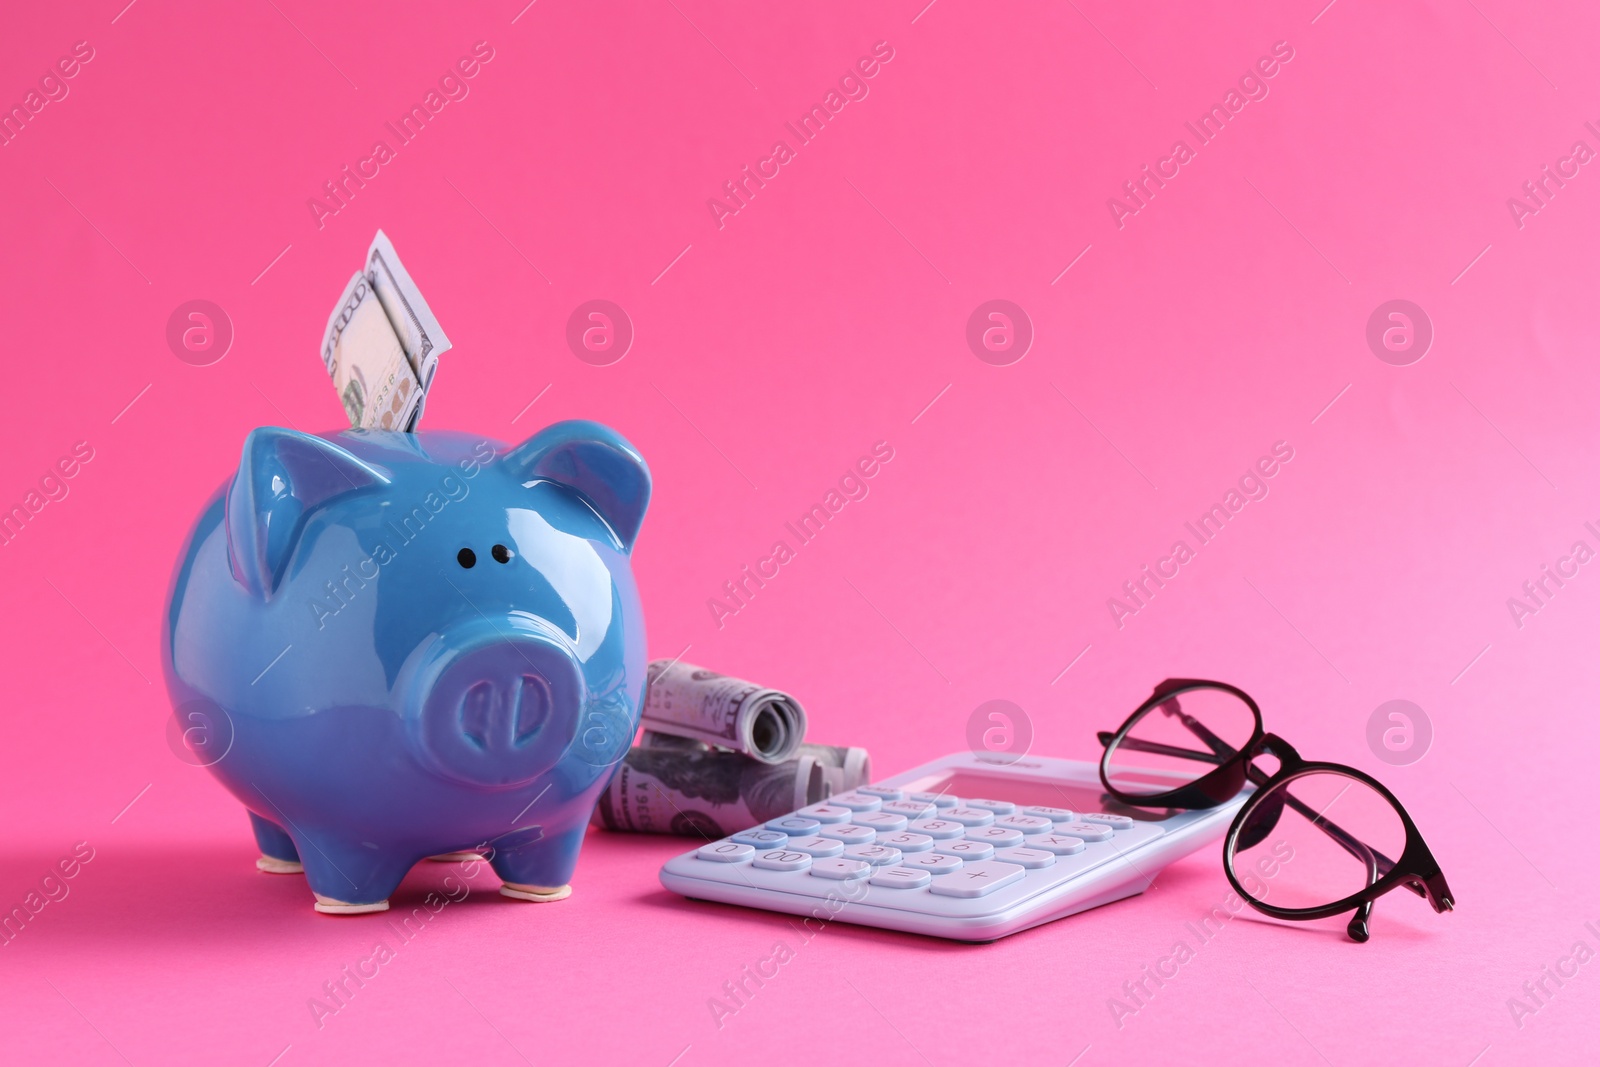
[319,230,452,431]
[366,229,451,429]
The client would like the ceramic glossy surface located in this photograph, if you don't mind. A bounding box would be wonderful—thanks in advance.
[161,420,650,907]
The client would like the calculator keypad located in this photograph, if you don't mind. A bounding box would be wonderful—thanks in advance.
[676,786,1162,923]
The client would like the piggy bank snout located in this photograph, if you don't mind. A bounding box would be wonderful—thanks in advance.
[406,624,585,789]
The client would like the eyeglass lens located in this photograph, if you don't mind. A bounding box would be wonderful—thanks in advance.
[1230,770,1408,912]
[1106,686,1255,798]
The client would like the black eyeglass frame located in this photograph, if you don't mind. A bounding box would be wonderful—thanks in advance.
[1096,678,1454,942]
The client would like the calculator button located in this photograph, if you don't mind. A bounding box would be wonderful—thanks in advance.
[881,800,939,820]
[1022,806,1077,821]
[900,853,964,875]
[928,861,1025,898]
[766,816,822,836]
[932,840,995,862]
[844,844,903,866]
[817,824,878,844]
[995,847,1056,870]
[964,798,1017,815]
[877,832,934,853]
[995,814,1054,834]
[796,804,854,824]
[941,807,996,827]
[1081,813,1135,831]
[965,826,1025,849]
[784,836,845,857]
[909,819,968,840]
[852,812,909,833]
[1030,834,1088,855]
[752,850,812,871]
[829,792,884,812]
[857,785,905,800]
[909,792,959,808]
[731,829,788,848]
[810,858,872,881]
[696,841,754,863]
[870,866,932,889]
[1055,822,1114,843]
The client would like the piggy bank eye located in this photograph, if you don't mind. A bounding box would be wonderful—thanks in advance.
[492,544,512,564]
[456,548,477,569]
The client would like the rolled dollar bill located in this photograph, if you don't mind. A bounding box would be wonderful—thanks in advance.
[642,661,807,764]
[798,743,872,794]
[593,747,824,837]
[639,730,710,752]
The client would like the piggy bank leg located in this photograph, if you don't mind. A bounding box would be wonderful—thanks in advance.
[294,839,411,915]
[488,825,583,902]
[249,813,304,875]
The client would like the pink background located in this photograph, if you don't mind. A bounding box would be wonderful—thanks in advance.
[2,1,1597,1063]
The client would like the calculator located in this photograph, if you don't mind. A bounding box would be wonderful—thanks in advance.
[658,750,1246,941]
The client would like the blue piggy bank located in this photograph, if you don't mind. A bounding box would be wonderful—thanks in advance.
[162,421,650,914]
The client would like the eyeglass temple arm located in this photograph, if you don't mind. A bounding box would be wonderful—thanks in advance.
[1156,698,1238,758]
[1095,733,1228,764]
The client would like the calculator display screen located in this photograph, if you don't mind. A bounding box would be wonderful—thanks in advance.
[908,771,1178,823]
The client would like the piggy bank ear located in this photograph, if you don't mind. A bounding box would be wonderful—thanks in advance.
[502,420,651,553]
[225,428,389,597]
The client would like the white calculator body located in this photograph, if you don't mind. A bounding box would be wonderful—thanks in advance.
[658,750,1246,941]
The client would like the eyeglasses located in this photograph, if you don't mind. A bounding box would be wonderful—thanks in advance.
[1096,679,1454,942]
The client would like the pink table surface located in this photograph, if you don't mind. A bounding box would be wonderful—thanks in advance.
[3,1,1598,1064]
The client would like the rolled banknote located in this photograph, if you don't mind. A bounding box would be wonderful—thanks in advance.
[641,660,807,764]
[366,229,451,430]
[797,742,871,794]
[320,270,423,431]
[639,733,871,795]
[593,747,825,837]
